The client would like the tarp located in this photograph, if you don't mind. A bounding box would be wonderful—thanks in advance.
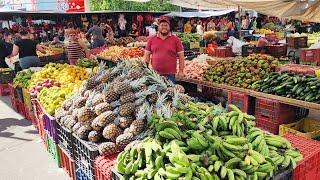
[165,9,236,18]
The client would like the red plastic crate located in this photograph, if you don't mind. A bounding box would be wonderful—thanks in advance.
[215,47,233,58]
[37,114,47,148]
[228,91,255,115]
[8,83,16,99]
[255,114,282,134]
[10,96,18,112]
[300,48,320,62]
[0,83,10,96]
[255,98,296,122]
[284,133,320,180]
[58,146,76,180]
[16,100,27,118]
[94,154,118,180]
[25,106,37,127]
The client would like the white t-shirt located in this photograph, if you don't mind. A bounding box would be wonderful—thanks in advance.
[146,26,156,36]
[196,25,204,35]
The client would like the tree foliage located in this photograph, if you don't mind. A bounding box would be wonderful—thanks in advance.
[90,0,179,12]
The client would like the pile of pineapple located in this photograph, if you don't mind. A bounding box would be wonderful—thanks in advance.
[55,61,190,156]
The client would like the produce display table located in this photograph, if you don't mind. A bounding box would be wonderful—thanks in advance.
[178,77,320,110]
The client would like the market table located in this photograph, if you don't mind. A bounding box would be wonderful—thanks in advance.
[178,77,320,110]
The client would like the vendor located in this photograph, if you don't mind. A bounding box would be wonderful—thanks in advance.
[0,33,12,68]
[86,21,105,48]
[66,29,90,65]
[144,17,185,83]
[11,30,47,69]
[129,23,139,38]
[50,35,63,46]
[184,20,192,33]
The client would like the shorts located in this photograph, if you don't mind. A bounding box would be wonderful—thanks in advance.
[19,56,41,69]
[92,39,105,49]
[164,74,176,84]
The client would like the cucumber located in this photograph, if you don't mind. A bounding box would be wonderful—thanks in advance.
[296,86,304,94]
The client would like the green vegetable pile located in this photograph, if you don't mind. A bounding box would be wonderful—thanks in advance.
[13,69,34,88]
[203,55,279,89]
[176,32,201,43]
[115,103,302,180]
[76,58,98,68]
[253,72,320,104]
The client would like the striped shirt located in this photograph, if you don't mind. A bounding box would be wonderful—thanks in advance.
[67,40,84,65]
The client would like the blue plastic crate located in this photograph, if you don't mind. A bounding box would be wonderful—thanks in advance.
[76,168,93,180]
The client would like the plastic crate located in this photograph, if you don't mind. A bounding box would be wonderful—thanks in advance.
[76,167,93,180]
[73,134,99,180]
[46,132,61,167]
[111,169,122,180]
[32,99,44,123]
[215,47,233,58]
[265,33,277,42]
[43,114,58,143]
[0,69,15,84]
[10,96,18,112]
[26,107,37,127]
[287,37,308,49]
[228,91,255,115]
[284,133,320,180]
[8,83,16,99]
[241,45,267,57]
[94,154,118,180]
[300,48,320,62]
[22,88,32,111]
[255,98,296,122]
[279,118,320,139]
[37,114,47,148]
[0,83,10,96]
[16,100,26,118]
[57,122,76,159]
[266,44,287,58]
[256,114,282,134]
[15,87,24,103]
[58,145,76,180]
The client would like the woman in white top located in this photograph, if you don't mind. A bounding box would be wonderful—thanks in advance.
[196,20,204,35]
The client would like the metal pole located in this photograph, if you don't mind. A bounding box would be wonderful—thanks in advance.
[238,5,242,39]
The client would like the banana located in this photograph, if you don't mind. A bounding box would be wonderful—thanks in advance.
[244,155,251,165]
[209,155,219,161]
[214,161,223,172]
[249,150,266,164]
[247,130,263,142]
[222,142,243,151]
[225,137,248,145]
[256,172,268,179]
[115,151,128,174]
[156,121,178,131]
[158,167,166,176]
[220,116,228,130]
[166,166,181,174]
[244,113,255,120]
[281,155,291,168]
[229,104,242,113]
[212,116,220,131]
[289,156,297,168]
[165,170,181,179]
[236,124,243,137]
[185,169,193,180]
[274,156,285,166]
[225,158,242,168]
[252,135,264,148]
[155,156,163,170]
[159,131,175,139]
[232,169,247,178]
[237,112,244,123]
[208,165,214,172]
[244,165,259,174]
[164,128,181,140]
[187,154,201,163]
[220,144,237,158]
[249,156,259,166]
[220,166,227,179]
[257,162,274,173]
[125,160,133,174]
[187,138,203,150]
[253,172,258,180]
[192,132,209,148]
[227,168,235,180]
[172,140,187,147]
[174,163,190,174]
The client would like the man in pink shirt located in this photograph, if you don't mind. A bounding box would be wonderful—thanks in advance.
[144,16,185,83]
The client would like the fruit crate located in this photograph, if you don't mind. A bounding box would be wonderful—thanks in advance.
[76,167,93,180]
[0,69,15,84]
[56,122,76,159]
[26,107,37,127]
[10,96,18,112]
[265,33,277,42]
[241,45,267,57]
[0,83,10,96]
[16,100,26,118]
[255,114,283,134]
[215,47,233,58]
[295,107,309,120]
[32,99,44,123]
[46,132,61,168]
[228,91,255,115]
[94,154,118,180]
[266,44,287,58]
[58,145,76,180]
[43,114,58,143]
[284,133,320,180]
[8,83,16,99]
[286,37,308,49]
[255,98,296,122]
[15,86,24,103]
[22,88,32,111]
[300,48,320,62]
[73,134,99,180]
[111,169,122,180]
[37,114,47,148]
[279,118,320,139]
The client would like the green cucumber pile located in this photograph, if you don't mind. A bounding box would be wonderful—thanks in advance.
[115,103,302,180]
[76,58,98,68]
[253,72,320,104]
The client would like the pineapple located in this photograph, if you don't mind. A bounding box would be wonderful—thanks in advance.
[66,119,77,130]
[121,89,152,105]
[74,97,87,108]
[83,77,98,90]
[145,68,168,91]
[92,93,106,106]
[94,83,105,93]
[116,133,134,150]
[114,78,147,95]
[119,103,135,117]
[105,90,119,103]
[119,116,134,129]
[98,142,119,156]
[127,68,144,79]
[77,107,94,123]
[88,131,102,143]
[94,102,112,115]
[91,111,116,131]
[72,122,82,133]
[76,125,92,140]
[63,99,73,111]
[129,105,146,135]
[83,90,92,98]
[103,123,122,142]
[55,108,66,123]
[120,92,135,104]
[97,69,112,83]
[174,84,185,93]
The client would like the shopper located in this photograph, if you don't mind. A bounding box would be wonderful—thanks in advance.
[196,20,204,35]
[207,19,216,31]
[241,16,250,30]
[0,33,11,68]
[86,21,105,48]
[66,29,90,65]
[11,30,47,69]
[184,20,192,33]
[144,16,185,83]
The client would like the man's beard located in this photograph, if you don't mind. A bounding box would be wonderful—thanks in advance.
[160,31,169,36]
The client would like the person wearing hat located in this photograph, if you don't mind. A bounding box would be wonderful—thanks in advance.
[10,30,47,69]
[144,16,185,83]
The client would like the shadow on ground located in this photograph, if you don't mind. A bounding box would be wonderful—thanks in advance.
[0,118,33,141]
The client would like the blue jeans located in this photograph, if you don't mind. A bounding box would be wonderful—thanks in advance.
[19,56,40,69]
[92,39,105,49]
[164,74,176,84]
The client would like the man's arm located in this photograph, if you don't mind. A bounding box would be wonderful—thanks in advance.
[177,51,185,79]
[143,50,151,64]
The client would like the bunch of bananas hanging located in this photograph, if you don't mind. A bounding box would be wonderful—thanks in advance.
[115,102,303,180]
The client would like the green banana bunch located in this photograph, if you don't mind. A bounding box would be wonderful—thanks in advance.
[187,131,209,151]
[246,127,269,156]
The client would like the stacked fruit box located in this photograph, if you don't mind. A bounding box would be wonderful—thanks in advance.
[56,122,76,159]
[255,98,297,134]
[46,132,61,167]
[43,114,59,144]
[0,83,10,96]
[94,154,118,180]
[58,146,76,180]
[228,91,255,115]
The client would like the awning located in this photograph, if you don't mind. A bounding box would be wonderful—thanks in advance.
[165,9,236,18]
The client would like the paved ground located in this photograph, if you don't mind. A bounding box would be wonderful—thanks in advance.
[0,96,68,180]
